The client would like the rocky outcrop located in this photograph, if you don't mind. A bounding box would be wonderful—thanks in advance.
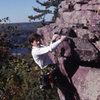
[37,0,100,100]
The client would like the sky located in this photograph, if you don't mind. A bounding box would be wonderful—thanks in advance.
[0,0,52,23]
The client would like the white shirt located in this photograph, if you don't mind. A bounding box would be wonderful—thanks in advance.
[31,40,62,69]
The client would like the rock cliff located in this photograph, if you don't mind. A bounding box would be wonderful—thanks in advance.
[37,0,100,100]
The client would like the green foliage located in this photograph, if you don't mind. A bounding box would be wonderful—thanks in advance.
[0,18,17,67]
[0,56,59,100]
[0,18,59,100]
[28,0,62,25]
[0,17,9,23]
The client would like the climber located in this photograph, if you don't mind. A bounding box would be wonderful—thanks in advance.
[29,33,67,89]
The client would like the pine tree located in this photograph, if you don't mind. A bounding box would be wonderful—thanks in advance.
[28,0,63,25]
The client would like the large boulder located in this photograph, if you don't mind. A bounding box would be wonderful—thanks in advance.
[37,0,100,99]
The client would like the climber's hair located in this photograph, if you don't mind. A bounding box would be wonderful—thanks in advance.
[29,33,41,43]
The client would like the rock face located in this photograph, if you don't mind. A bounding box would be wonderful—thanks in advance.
[37,0,100,100]
[72,67,100,100]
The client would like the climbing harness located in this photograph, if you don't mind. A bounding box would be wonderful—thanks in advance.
[39,64,57,90]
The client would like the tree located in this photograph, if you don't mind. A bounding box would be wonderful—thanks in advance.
[28,0,63,25]
[0,17,59,100]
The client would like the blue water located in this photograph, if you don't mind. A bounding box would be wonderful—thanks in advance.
[11,48,31,56]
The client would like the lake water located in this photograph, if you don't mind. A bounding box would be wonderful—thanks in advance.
[11,48,31,57]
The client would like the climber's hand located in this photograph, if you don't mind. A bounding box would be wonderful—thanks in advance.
[51,34,59,43]
[60,35,67,42]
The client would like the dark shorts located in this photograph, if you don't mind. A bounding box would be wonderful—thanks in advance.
[39,64,57,90]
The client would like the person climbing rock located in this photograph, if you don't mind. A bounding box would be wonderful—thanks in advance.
[29,33,68,89]
[28,33,79,100]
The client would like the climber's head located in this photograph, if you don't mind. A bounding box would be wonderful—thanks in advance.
[29,33,42,47]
